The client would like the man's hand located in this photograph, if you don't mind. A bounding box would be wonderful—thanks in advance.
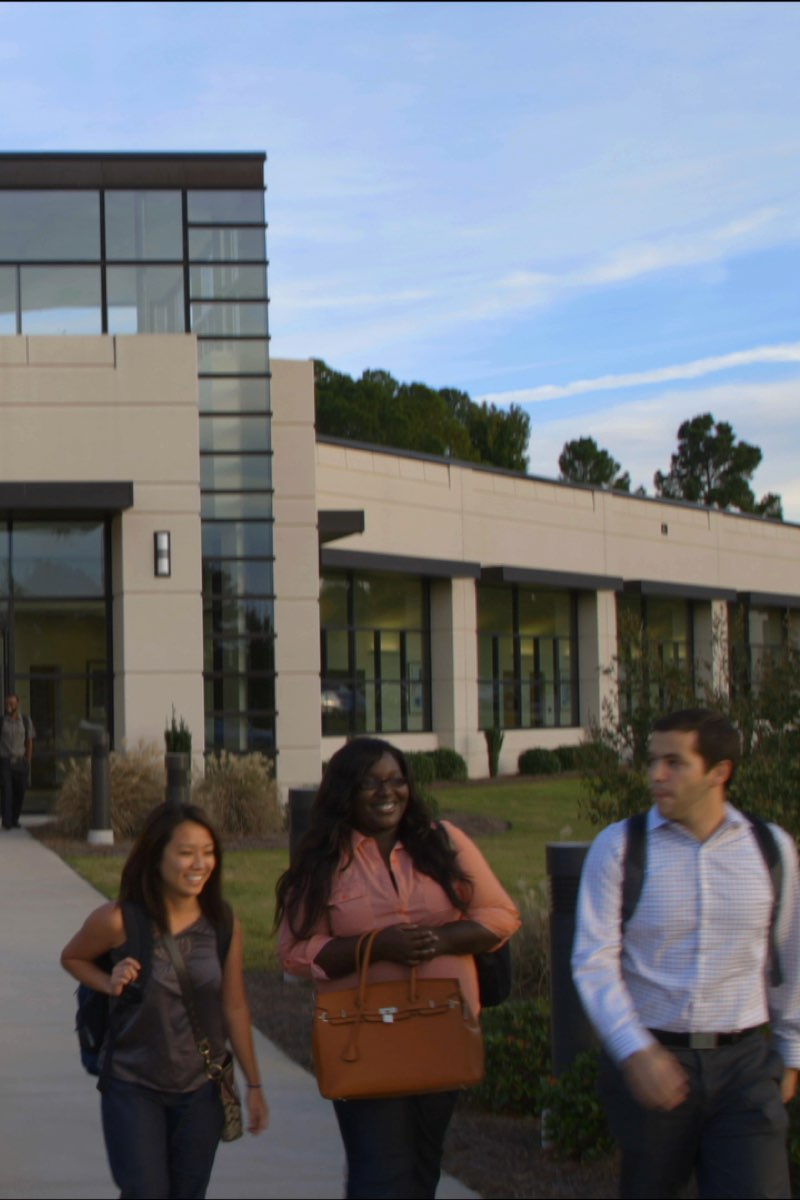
[781,1068,798,1104]
[621,1044,690,1110]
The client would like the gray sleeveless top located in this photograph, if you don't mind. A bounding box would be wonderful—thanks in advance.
[108,915,228,1092]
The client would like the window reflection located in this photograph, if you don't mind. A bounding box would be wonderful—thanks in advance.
[0,192,100,260]
[107,266,185,333]
[20,267,101,334]
[105,191,183,260]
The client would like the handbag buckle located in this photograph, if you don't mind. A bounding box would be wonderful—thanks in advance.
[379,1006,398,1024]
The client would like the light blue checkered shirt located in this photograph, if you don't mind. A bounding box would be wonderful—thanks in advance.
[572,804,800,1066]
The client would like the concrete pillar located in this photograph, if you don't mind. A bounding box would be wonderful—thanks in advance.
[578,590,618,731]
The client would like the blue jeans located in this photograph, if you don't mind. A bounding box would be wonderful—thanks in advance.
[101,1077,223,1199]
[333,1090,458,1199]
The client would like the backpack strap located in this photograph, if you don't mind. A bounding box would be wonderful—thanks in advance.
[621,811,648,929]
[742,813,783,987]
[99,902,154,1083]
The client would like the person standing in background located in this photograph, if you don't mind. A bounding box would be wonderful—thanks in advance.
[0,693,34,830]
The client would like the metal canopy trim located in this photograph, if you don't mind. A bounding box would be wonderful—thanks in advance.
[0,482,134,512]
[318,510,366,545]
[320,547,481,579]
[480,565,624,592]
[624,580,738,602]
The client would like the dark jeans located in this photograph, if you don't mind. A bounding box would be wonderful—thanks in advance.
[101,1077,223,1199]
[1,758,28,828]
[599,1035,790,1199]
[333,1090,458,1199]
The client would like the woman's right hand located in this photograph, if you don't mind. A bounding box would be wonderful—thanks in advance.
[108,956,141,996]
[375,924,439,966]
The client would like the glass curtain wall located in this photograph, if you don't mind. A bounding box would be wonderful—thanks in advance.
[0,179,274,759]
[320,571,431,736]
[477,584,578,730]
[0,521,110,791]
[728,601,789,690]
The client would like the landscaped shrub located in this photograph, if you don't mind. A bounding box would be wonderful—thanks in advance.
[468,998,550,1116]
[517,747,561,775]
[539,1049,614,1161]
[405,751,436,785]
[55,739,164,838]
[429,747,468,781]
[484,726,504,777]
[192,751,283,836]
[554,745,581,772]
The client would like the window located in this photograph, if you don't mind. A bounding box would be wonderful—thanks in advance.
[320,571,430,736]
[478,584,578,730]
[617,593,693,713]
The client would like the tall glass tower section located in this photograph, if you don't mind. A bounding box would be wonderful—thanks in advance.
[0,154,274,763]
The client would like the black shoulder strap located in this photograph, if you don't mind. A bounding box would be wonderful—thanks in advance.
[621,811,648,929]
[743,813,783,987]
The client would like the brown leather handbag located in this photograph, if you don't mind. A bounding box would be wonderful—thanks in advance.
[312,929,484,1100]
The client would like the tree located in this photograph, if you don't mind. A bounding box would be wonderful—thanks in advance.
[654,413,783,519]
[313,361,529,472]
[558,437,631,492]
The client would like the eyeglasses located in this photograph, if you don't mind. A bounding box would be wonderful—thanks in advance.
[359,775,408,794]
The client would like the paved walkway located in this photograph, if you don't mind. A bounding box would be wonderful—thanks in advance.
[0,825,477,1199]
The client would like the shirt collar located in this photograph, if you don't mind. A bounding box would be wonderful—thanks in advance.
[647,800,745,834]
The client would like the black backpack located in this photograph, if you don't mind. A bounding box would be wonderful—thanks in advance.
[622,810,784,985]
[75,901,234,1076]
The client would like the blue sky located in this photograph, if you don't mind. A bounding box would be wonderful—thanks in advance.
[2,1,799,514]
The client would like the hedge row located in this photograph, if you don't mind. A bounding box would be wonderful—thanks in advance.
[517,745,583,776]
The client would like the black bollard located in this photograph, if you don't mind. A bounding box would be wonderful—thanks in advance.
[165,751,191,809]
[546,841,596,1076]
[88,730,113,845]
[288,786,317,859]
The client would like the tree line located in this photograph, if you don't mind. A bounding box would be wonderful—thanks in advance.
[314,361,782,520]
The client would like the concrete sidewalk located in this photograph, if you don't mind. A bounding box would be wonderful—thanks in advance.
[0,826,478,1199]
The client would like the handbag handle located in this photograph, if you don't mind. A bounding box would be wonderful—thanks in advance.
[354,929,419,1010]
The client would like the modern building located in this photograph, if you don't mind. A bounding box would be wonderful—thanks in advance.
[0,151,798,806]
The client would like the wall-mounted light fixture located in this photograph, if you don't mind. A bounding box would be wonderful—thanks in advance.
[154,531,171,577]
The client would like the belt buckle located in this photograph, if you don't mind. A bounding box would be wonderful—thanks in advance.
[688,1032,718,1050]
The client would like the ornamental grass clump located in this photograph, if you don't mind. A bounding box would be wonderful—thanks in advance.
[55,739,164,839]
[192,751,283,837]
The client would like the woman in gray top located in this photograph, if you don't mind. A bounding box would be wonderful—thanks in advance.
[61,803,268,1198]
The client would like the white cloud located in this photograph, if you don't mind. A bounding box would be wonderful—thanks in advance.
[481,343,800,406]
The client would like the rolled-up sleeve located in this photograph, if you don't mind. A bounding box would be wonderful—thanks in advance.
[278,913,335,982]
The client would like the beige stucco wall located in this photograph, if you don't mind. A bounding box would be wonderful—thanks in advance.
[0,335,204,759]
[312,437,800,775]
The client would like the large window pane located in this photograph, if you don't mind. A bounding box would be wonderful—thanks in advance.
[105,191,183,260]
[189,228,265,262]
[198,376,270,415]
[204,596,273,637]
[202,559,274,597]
[13,522,105,597]
[188,191,265,224]
[205,713,274,755]
[20,267,101,334]
[353,575,423,628]
[107,266,185,333]
[204,635,274,674]
[190,264,267,300]
[15,601,106,674]
[199,415,270,453]
[200,454,271,490]
[197,338,269,375]
[0,192,99,260]
[201,492,272,520]
[320,575,348,626]
[478,586,513,634]
[201,521,271,558]
[191,301,268,337]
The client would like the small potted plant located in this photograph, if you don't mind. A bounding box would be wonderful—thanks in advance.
[164,706,192,807]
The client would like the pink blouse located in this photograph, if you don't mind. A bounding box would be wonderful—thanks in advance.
[278,820,520,1015]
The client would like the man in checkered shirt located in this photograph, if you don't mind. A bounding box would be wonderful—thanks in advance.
[572,708,800,1198]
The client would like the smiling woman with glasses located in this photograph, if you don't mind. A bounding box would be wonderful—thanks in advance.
[275,736,519,1199]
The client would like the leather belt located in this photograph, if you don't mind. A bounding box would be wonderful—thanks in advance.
[650,1026,762,1050]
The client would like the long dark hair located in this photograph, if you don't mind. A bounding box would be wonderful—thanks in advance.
[275,737,472,939]
[119,802,228,932]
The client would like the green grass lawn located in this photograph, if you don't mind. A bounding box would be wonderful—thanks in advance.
[64,775,597,972]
